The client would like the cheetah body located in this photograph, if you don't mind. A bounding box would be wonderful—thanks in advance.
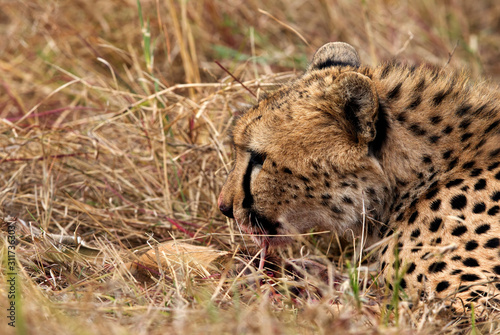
[218,42,500,310]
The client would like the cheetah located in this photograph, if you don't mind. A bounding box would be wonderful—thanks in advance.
[218,42,500,312]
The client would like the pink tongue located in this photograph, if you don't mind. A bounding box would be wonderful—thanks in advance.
[258,242,268,271]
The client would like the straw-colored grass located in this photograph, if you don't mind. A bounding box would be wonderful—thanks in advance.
[1,0,500,334]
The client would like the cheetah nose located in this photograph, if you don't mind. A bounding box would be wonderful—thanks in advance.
[218,193,234,219]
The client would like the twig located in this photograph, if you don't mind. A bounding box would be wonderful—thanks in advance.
[215,61,257,98]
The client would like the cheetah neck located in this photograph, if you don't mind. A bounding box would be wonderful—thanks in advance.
[371,64,500,226]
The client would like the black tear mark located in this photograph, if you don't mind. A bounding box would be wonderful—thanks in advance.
[242,151,267,209]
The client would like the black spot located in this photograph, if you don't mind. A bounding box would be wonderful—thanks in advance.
[408,211,419,224]
[442,125,453,134]
[496,171,500,180]
[485,238,500,248]
[493,266,500,275]
[446,179,464,188]
[461,133,473,142]
[381,245,388,255]
[430,199,441,211]
[411,243,423,253]
[425,187,439,200]
[417,274,425,282]
[463,258,479,267]
[488,162,500,171]
[491,191,500,202]
[422,155,432,164]
[447,158,458,171]
[436,281,450,292]
[459,119,471,130]
[488,205,500,216]
[462,161,475,169]
[469,290,486,299]
[489,148,500,158]
[396,113,406,123]
[429,217,443,232]
[451,225,467,236]
[465,240,479,251]
[429,135,440,144]
[387,83,402,100]
[415,78,426,92]
[451,269,463,275]
[400,278,407,289]
[407,96,422,109]
[461,274,480,282]
[451,255,462,261]
[380,63,393,79]
[406,262,416,274]
[470,168,482,177]
[485,120,500,134]
[283,167,292,174]
[411,229,421,239]
[472,202,486,214]
[475,139,486,150]
[409,199,418,208]
[342,196,353,204]
[456,104,472,117]
[442,150,453,160]
[474,179,487,190]
[432,90,448,106]
[409,124,426,136]
[331,205,343,214]
[396,212,404,222]
[299,175,310,183]
[475,224,490,234]
[429,262,447,273]
[430,116,442,125]
[450,194,467,210]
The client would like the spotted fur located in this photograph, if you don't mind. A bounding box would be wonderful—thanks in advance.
[218,42,500,312]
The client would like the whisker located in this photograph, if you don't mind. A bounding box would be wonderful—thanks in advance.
[234,216,250,255]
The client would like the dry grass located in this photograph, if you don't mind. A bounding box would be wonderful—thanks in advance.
[1,0,500,334]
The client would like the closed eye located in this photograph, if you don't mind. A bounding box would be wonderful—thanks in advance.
[249,151,266,167]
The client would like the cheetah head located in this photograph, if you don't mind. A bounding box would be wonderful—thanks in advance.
[218,42,391,247]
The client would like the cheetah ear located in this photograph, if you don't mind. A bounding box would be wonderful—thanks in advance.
[308,42,360,71]
[333,71,379,143]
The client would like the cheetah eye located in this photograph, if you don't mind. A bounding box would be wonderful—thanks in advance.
[249,151,266,167]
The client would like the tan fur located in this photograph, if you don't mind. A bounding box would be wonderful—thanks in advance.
[219,42,500,312]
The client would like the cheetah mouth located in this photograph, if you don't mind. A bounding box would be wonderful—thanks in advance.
[237,211,294,247]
